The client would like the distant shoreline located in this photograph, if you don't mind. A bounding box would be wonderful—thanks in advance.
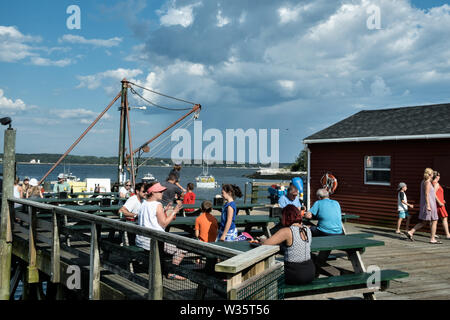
[16,162,264,169]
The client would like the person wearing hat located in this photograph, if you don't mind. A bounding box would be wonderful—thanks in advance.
[395,182,414,235]
[53,173,71,193]
[21,177,30,198]
[27,178,43,199]
[135,182,185,280]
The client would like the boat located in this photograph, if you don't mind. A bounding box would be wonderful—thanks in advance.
[196,161,219,189]
[141,172,157,183]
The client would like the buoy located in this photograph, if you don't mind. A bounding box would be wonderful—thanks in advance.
[321,173,338,194]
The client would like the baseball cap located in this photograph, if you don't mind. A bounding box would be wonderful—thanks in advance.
[147,183,167,193]
[397,182,407,191]
[29,178,38,187]
[23,177,30,181]
[58,173,65,179]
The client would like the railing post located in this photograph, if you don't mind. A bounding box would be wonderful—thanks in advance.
[148,239,163,300]
[51,208,61,283]
[0,127,15,300]
[27,206,39,284]
[89,222,101,300]
[251,182,258,204]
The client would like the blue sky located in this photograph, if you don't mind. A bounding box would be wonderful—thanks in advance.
[0,0,449,163]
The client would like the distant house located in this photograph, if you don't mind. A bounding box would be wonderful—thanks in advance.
[303,103,450,232]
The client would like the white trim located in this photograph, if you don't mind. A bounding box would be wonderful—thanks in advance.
[303,133,450,144]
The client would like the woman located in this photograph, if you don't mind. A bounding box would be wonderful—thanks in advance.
[260,204,315,285]
[406,168,440,244]
[135,182,185,280]
[218,184,242,241]
[26,178,43,199]
[13,177,23,209]
[432,171,450,239]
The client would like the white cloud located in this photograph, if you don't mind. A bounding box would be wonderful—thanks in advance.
[0,26,40,62]
[278,6,301,24]
[30,56,73,67]
[77,68,144,90]
[216,10,230,27]
[159,3,201,28]
[50,108,112,125]
[370,76,391,97]
[58,34,123,48]
[0,89,30,114]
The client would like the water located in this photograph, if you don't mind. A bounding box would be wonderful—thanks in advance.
[7,163,278,202]
[9,163,281,300]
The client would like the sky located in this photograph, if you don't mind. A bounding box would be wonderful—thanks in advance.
[0,0,449,164]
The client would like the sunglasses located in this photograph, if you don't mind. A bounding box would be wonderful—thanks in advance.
[126,185,131,187]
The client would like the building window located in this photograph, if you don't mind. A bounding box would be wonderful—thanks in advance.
[364,156,391,186]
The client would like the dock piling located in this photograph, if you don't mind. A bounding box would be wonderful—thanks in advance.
[0,127,15,300]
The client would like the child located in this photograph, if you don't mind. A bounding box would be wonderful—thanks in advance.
[195,201,218,242]
[218,184,243,241]
[182,183,196,215]
[396,182,414,234]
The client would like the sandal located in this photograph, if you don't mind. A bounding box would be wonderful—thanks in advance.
[405,231,414,241]
[430,240,443,244]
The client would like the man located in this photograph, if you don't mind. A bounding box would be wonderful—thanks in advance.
[304,188,343,273]
[118,183,147,246]
[169,163,186,193]
[160,173,184,208]
[21,177,30,198]
[53,174,70,193]
[304,188,343,237]
[278,184,303,210]
[119,183,146,221]
[119,181,133,198]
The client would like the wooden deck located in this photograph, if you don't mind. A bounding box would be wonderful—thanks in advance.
[296,222,450,300]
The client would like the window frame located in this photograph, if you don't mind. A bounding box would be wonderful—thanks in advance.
[364,155,391,186]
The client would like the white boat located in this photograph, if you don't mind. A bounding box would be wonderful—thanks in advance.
[196,161,219,189]
[141,172,157,183]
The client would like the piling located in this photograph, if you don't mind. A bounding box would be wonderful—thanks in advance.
[0,128,16,300]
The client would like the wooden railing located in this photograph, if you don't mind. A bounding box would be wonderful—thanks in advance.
[5,198,282,300]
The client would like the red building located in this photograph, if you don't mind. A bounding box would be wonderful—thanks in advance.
[303,103,450,233]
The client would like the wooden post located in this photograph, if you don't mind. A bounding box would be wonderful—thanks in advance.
[28,206,39,284]
[251,183,258,204]
[148,239,163,300]
[0,127,15,300]
[244,182,248,204]
[51,208,61,283]
[89,223,101,300]
[117,79,128,186]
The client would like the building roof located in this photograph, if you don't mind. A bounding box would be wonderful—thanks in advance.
[304,103,450,143]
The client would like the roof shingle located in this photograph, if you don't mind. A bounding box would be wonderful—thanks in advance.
[304,103,450,141]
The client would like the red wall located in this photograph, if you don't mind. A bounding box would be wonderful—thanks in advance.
[308,139,450,234]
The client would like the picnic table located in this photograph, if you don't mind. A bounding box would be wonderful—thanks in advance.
[60,204,122,212]
[31,197,127,204]
[181,203,262,216]
[212,235,408,300]
[169,215,280,238]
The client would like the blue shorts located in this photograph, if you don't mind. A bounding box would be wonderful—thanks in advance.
[398,211,409,219]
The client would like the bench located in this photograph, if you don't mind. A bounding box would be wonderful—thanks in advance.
[283,269,409,299]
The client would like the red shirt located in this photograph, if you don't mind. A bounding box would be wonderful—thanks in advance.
[183,191,196,213]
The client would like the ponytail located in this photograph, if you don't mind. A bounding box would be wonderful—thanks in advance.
[222,184,243,199]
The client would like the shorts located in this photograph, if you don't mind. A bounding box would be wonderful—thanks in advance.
[398,210,409,219]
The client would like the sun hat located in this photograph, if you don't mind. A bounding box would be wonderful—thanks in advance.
[29,178,38,187]
[397,182,407,191]
[147,183,167,194]
[58,173,65,179]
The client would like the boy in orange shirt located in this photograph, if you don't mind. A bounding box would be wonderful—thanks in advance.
[195,201,218,242]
